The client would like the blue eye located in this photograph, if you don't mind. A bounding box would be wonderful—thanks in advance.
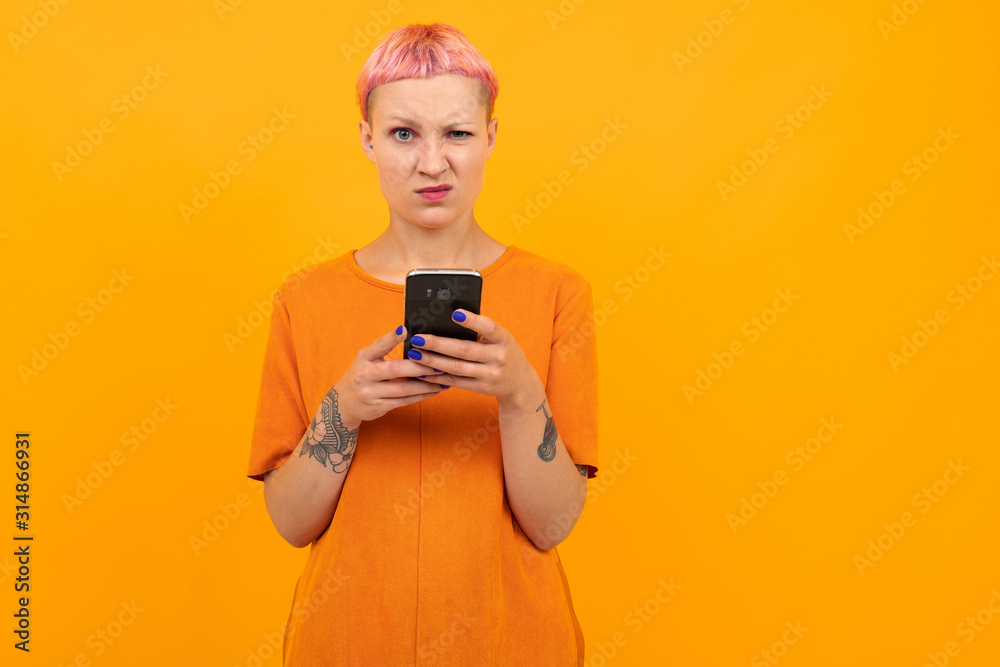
[391,129,471,141]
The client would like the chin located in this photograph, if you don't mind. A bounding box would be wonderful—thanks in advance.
[403,206,459,226]
[413,215,456,228]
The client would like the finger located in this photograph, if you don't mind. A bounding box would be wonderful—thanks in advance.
[375,378,446,400]
[375,387,446,411]
[410,334,489,364]
[407,349,481,379]
[361,324,406,362]
[451,309,502,343]
[372,378,442,400]
[367,358,443,382]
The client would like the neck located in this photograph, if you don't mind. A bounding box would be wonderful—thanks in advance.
[365,210,500,270]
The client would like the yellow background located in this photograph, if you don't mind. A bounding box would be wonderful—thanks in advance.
[2,0,998,665]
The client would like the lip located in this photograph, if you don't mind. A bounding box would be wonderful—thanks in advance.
[417,185,452,201]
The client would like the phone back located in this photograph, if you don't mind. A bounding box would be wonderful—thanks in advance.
[403,271,482,359]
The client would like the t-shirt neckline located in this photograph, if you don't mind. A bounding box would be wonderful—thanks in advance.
[347,244,518,292]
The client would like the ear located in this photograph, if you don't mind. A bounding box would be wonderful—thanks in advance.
[486,116,498,160]
[360,119,375,163]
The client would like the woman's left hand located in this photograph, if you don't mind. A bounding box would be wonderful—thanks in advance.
[406,308,539,403]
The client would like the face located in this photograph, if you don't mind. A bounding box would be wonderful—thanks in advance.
[360,73,497,229]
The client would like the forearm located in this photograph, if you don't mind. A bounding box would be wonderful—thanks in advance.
[263,385,360,548]
[498,379,587,551]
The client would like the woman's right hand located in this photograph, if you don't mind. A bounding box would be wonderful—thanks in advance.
[333,325,446,428]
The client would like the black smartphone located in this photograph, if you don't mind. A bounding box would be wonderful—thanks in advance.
[403,269,483,366]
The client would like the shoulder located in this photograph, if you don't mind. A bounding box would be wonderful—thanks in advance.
[271,249,356,311]
[505,247,591,307]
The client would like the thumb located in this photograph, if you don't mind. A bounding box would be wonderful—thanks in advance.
[362,324,406,362]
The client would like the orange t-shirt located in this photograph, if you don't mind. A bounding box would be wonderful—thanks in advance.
[247,243,599,666]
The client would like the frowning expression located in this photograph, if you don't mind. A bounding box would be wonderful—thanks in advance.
[361,73,498,228]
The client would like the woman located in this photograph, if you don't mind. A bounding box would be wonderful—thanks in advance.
[247,23,599,666]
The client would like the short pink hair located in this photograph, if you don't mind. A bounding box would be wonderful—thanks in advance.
[356,23,499,125]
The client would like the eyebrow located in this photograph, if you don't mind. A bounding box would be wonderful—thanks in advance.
[385,116,473,130]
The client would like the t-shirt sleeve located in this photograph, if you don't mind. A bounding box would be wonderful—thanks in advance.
[545,277,599,479]
[247,289,311,482]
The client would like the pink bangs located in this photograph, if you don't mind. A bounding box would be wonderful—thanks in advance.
[356,23,499,123]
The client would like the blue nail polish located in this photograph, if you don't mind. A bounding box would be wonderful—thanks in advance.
[408,349,422,360]
[452,310,466,322]
[412,335,425,346]
[395,325,403,335]
[418,375,426,378]
[440,384,450,389]
[433,368,441,373]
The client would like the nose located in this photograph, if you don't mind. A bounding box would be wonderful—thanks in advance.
[417,140,448,177]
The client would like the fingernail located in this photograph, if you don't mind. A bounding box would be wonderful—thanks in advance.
[440,384,450,389]
[412,335,425,347]
[418,375,426,378]
[408,349,422,360]
[433,368,441,373]
[452,310,466,322]
[395,325,403,335]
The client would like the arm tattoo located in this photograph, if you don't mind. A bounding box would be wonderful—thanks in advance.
[535,398,558,462]
[300,388,359,473]
[576,464,588,478]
